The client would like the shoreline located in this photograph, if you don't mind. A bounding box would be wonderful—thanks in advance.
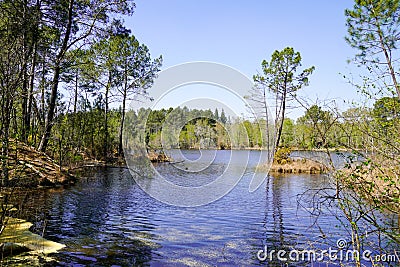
[4,147,355,190]
[0,217,65,263]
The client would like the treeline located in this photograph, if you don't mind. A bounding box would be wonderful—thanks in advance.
[124,107,267,150]
[0,0,161,184]
[280,97,400,150]
[124,95,399,152]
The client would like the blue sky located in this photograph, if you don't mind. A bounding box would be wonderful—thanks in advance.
[124,0,359,119]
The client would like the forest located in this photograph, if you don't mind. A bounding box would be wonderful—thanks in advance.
[135,98,399,152]
[0,0,162,184]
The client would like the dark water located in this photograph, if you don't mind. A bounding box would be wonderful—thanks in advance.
[14,150,397,266]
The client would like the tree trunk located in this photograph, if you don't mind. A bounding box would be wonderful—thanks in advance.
[1,133,9,187]
[38,0,74,152]
[104,89,109,161]
[26,42,38,141]
[1,96,12,187]
[118,91,126,156]
[72,69,79,136]
[38,63,61,151]
[21,0,28,142]
[104,73,111,162]
[73,69,78,115]
[40,56,46,120]
[118,65,128,156]
[275,87,287,150]
[375,17,400,99]
[275,99,286,150]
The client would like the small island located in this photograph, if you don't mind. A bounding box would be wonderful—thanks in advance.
[259,147,329,174]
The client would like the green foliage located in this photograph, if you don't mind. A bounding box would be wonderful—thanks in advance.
[345,0,400,98]
[339,2,400,253]
[48,107,122,164]
[124,107,268,150]
[281,118,295,147]
[296,105,336,148]
[126,100,397,152]
[372,97,400,127]
[220,109,227,124]
[0,0,140,176]
[253,47,315,149]
[345,0,400,58]
[255,48,315,96]
[274,147,291,164]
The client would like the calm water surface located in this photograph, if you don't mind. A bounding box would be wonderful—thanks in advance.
[16,150,392,266]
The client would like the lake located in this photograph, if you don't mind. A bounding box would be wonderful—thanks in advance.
[11,150,398,266]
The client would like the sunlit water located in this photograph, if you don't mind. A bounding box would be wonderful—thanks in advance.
[12,150,398,266]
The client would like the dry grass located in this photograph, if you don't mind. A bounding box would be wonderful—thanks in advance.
[147,151,172,162]
[259,158,329,174]
[336,158,400,213]
[4,141,75,187]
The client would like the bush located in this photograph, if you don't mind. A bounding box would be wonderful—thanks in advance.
[274,147,291,164]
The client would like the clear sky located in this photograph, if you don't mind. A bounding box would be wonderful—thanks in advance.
[124,0,359,120]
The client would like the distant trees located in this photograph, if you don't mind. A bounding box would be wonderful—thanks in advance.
[124,107,265,150]
[297,105,337,148]
[280,119,295,147]
[252,47,315,150]
[338,107,367,148]
[220,109,227,124]
[119,104,398,152]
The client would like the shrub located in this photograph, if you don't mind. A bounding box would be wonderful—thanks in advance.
[274,147,291,164]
